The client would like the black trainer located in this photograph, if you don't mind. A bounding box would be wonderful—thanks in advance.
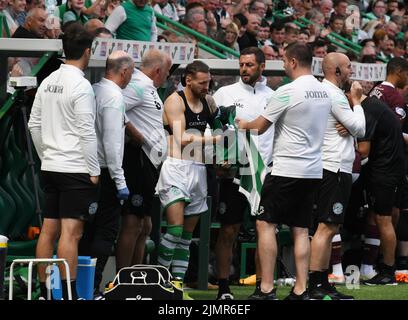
[248,288,278,300]
[216,292,234,300]
[284,289,310,300]
[363,272,398,286]
[248,281,261,299]
[324,285,354,300]
[308,285,332,300]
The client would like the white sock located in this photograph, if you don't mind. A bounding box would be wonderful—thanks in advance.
[332,263,344,276]
[360,264,374,276]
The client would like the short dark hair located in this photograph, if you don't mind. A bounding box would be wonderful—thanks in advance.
[387,57,408,75]
[240,46,266,65]
[62,23,94,60]
[181,60,210,86]
[94,27,112,38]
[284,42,313,68]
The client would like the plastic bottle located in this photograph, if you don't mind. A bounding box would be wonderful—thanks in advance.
[0,235,8,300]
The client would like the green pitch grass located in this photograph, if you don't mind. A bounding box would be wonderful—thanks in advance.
[187,283,408,300]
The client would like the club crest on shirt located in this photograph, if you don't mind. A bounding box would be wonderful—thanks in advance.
[218,202,227,215]
[332,202,343,215]
[88,202,98,215]
[131,194,143,207]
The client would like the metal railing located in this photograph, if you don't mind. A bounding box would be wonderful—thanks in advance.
[155,12,240,58]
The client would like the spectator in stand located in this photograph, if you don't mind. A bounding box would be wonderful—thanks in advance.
[261,44,279,60]
[154,0,179,21]
[364,0,390,25]
[249,0,266,19]
[183,3,207,36]
[237,13,260,51]
[257,18,271,46]
[26,0,45,11]
[233,13,248,38]
[384,20,399,39]
[384,38,395,60]
[203,0,218,35]
[84,18,104,34]
[45,14,61,39]
[312,39,328,58]
[94,26,112,38]
[387,0,399,17]
[284,23,300,45]
[393,39,406,59]
[56,0,89,25]
[332,0,348,18]
[319,0,334,26]
[305,8,325,42]
[372,29,389,60]
[270,21,285,48]
[326,14,345,35]
[105,0,157,41]
[298,28,310,44]
[6,0,27,27]
[217,22,240,59]
[12,7,46,38]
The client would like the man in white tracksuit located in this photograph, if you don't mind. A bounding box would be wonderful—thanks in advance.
[28,23,98,300]
[78,51,134,295]
[309,52,366,300]
[212,47,274,300]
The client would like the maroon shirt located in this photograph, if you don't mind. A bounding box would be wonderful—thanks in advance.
[370,82,407,120]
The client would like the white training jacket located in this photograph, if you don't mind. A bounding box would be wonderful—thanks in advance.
[213,77,274,168]
[122,68,167,167]
[321,79,366,174]
[93,78,127,190]
[28,64,100,177]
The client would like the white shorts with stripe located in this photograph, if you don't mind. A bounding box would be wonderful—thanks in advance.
[156,157,208,216]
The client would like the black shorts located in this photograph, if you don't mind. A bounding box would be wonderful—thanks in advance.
[218,179,249,226]
[257,174,320,228]
[79,168,122,256]
[398,177,408,211]
[314,170,352,225]
[122,144,159,217]
[41,171,98,221]
[366,180,400,216]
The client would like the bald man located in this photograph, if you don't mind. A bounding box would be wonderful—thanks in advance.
[12,7,47,38]
[79,51,135,296]
[308,53,366,300]
[84,18,104,36]
[116,49,172,271]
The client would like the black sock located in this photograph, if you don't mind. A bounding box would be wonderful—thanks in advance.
[39,282,47,298]
[218,279,230,294]
[256,278,261,289]
[321,269,330,288]
[62,279,77,300]
[308,271,324,289]
[380,263,395,275]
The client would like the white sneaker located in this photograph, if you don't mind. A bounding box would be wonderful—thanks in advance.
[360,270,378,281]
[217,293,234,300]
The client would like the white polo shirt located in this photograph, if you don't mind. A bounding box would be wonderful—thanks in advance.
[28,64,100,177]
[321,79,365,174]
[213,77,274,168]
[93,77,127,190]
[122,68,167,167]
[262,75,331,179]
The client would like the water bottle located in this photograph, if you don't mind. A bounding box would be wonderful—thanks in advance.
[0,235,8,300]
